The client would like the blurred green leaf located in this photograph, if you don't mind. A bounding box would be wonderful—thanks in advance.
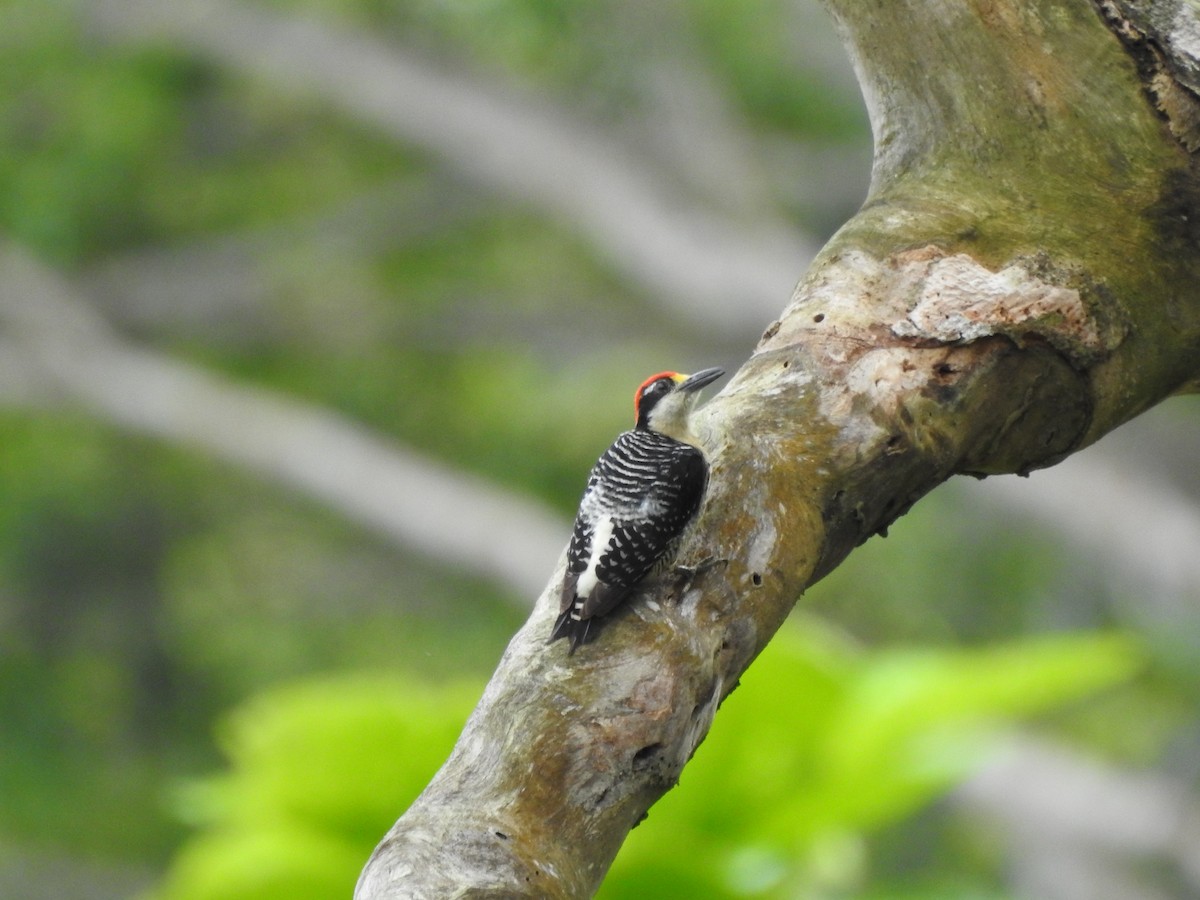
[150,826,364,900]
[175,675,480,841]
[150,626,1139,899]
[605,623,1140,897]
[153,674,479,900]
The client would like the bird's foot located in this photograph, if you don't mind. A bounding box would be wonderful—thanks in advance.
[673,555,727,582]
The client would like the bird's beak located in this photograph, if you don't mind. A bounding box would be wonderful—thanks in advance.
[677,366,724,393]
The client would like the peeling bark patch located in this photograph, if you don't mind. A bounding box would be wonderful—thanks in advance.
[1152,71,1200,152]
[766,247,1118,370]
[1095,0,1200,153]
[890,251,1110,363]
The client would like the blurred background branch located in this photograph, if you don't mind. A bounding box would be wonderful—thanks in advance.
[0,244,564,601]
[88,0,820,336]
[959,735,1200,900]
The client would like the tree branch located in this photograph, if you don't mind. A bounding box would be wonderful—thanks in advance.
[87,0,818,336]
[356,1,1200,895]
[83,176,489,342]
[0,244,565,602]
[972,449,1200,627]
[958,736,1200,897]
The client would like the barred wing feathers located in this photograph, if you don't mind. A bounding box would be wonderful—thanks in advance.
[552,429,708,651]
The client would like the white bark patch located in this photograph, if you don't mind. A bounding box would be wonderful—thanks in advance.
[845,347,936,402]
[1169,6,1200,61]
[886,251,1115,362]
[743,515,777,587]
[780,246,1116,364]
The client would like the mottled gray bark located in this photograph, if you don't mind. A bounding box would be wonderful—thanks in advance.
[357,1,1200,896]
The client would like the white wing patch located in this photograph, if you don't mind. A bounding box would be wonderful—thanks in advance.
[575,516,614,600]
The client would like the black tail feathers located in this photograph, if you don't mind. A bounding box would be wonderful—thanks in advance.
[549,609,593,654]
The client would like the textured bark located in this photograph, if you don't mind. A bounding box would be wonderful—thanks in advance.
[357,1,1200,896]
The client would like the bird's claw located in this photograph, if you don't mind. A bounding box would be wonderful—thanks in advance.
[673,555,727,581]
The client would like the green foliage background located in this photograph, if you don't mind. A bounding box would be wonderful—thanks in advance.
[2,1,1198,898]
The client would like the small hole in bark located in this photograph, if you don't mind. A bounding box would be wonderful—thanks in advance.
[751,572,763,586]
[782,359,790,369]
[935,362,955,376]
[495,831,508,840]
[813,313,825,323]
[633,742,663,763]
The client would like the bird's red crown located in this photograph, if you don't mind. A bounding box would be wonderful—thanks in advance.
[633,371,683,420]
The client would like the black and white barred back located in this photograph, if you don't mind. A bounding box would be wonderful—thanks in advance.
[550,428,708,652]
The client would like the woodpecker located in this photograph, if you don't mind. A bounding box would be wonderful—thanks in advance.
[550,366,724,653]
